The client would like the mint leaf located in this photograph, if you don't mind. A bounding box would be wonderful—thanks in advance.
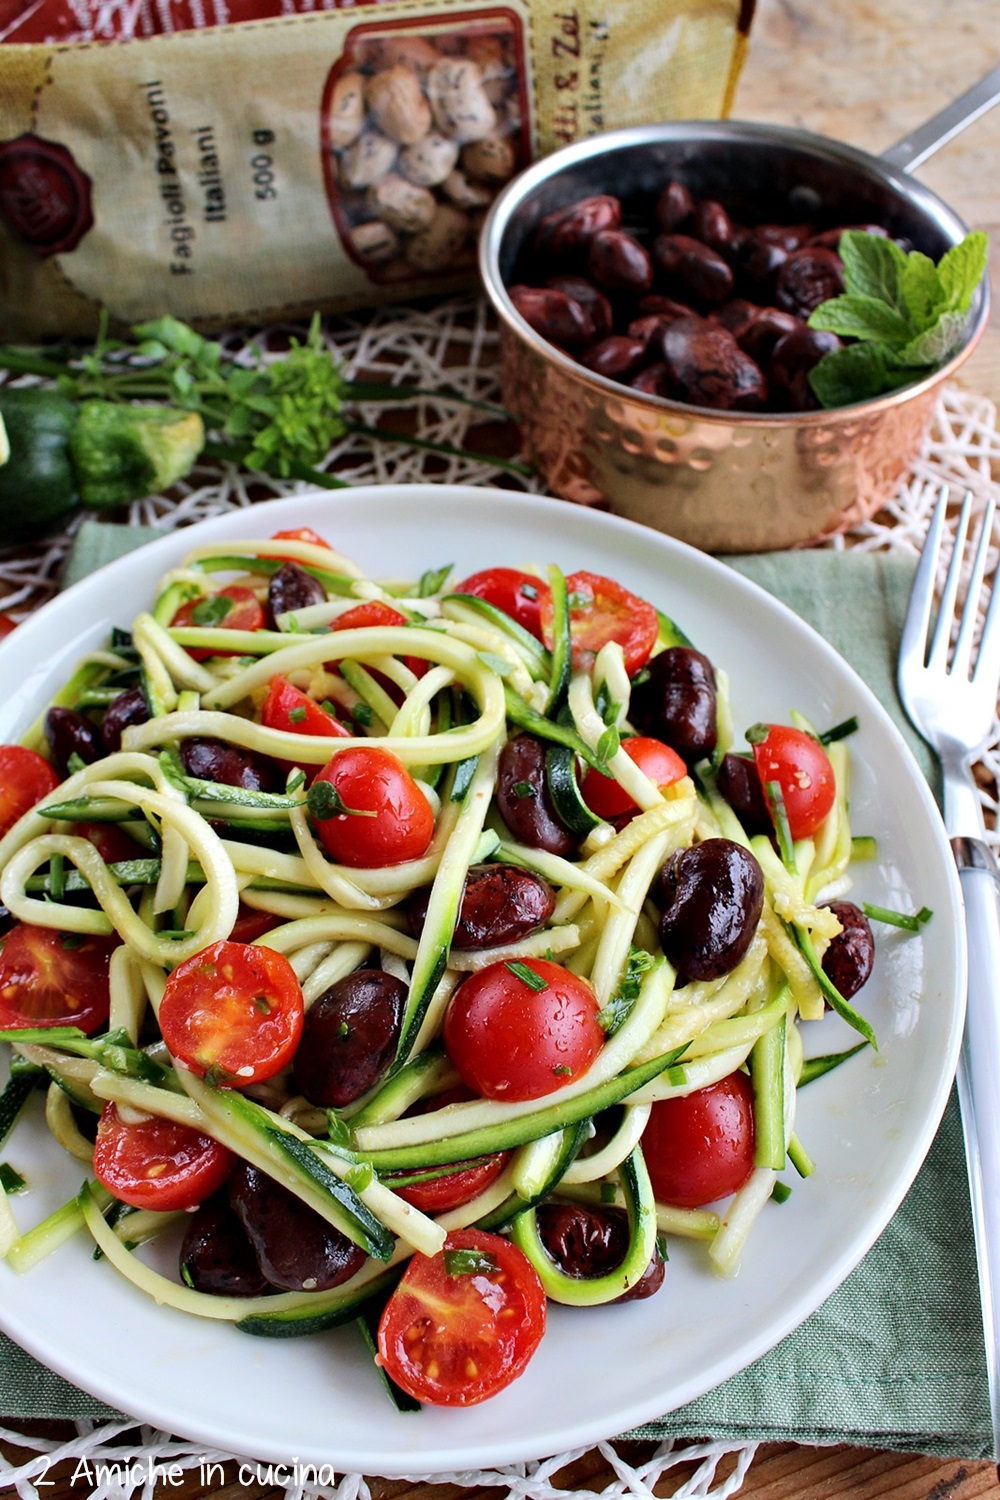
[897,308,974,367]
[808,294,913,346]
[937,230,989,312]
[807,343,893,407]
[839,231,909,310]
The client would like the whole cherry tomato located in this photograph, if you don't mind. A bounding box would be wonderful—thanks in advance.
[0,745,60,839]
[641,1072,756,1208]
[0,924,114,1034]
[310,747,434,868]
[580,735,686,820]
[92,1101,234,1211]
[748,723,836,840]
[452,567,550,642]
[540,570,658,675]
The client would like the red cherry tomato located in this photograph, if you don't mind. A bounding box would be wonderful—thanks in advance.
[0,924,114,1034]
[171,586,266,661]
[229,903,285,945]
[444,958,604,1102]
[0,613,18,641]
[580,736,687,820]
[386,1152,511,1213]
[377,1228,546,1406]
[540,570,658,676]
[332,600,428,679]
[159,939,304,1085]
[452,567,550,642]
[750,724,836,840]
[0,745,60,839]
[269,527,332,549]
[261,676,351,743]
[311,747,434,868]
[72,821,146,866]
[92,1101,234,1211]
[641,1072,756,1208]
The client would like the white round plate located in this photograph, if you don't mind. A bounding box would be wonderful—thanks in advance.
[0,486,965,1476]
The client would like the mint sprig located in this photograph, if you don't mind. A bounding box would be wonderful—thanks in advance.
[806,229,988,408]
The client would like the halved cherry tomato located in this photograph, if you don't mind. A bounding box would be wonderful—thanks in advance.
[377,1228,546,1406]
[540,570,658,676]
[749,723,836,840]
[92,1101,234,1211]
[332,600,428,679]
[0,924,114,1034]
[261,676,351,742]
[444,958,604,1101]
[640,1072,755,1208]
[269,527,332,549]
[171,586,266,661]
[229,903,285,945]
[452,567,550,642]
[580,736,687,820]
[311,747,434,868]
[72,821,146,866]
[386,1152,511,1213]
[0,745,60,839]
[0,613,18,641]
[159,939,304,1085]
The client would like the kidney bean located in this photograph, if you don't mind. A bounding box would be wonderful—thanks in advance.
[716,752,772,836]
[45,707,102,776]
[580,335,647,381]
[654,179,694,233]
[496,732,577,855]
[652,234,733,305]
[100,685,150,753]
[628,304,691,349]
[656,838,765,981]
[180,736,282,792]
[809,223,888,252]
[180,1192,273,1298]
[636,293,695,319]
[775,245,845,318]
[545,275,614,340]
[730,230,790,296]
[509,284,595,350]
[820,901,875,1000]
[588,229,653,294]
[535,1202,665,1301]
[769,326,843,411]
[660,316,768,411]
[691,198,736,255]
[712,298,760,342]
[737,306,803,364]
[267,561,327,628]
[628,645,718,766]
[537,194,622,258]
[293,968,406,1108]
[629,362,672,397]
[229,1161,368,1292]
[409,862,555,950]
[755,221,815,252]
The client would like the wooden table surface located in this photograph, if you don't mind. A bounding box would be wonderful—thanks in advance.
[3,0,1000,1495]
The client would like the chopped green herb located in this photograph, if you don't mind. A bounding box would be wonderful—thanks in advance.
[444,1247,500,1276]
[0,1163,26,1194]
[819,715,859,745]
[190,594,232,628]
[286,769,306,793]
[862,902,932,931]
[552,1064,572,1077]
[60,932,85,951]
[596,724,621,765]
[157,928,197,941]
[252,995,273,1015]
[345,1162,374,1193]
[66,752,87,775]
[598,947,658,1035]
[287,705,307,724]
[337,1021,350,1038]
[513,780,535,799]
[505,960,548,991]
[566,591,590,609]
[600,1181,617,1204]
[771,1180,792,1204]
[350,702,373,728]
[418,564,453,597]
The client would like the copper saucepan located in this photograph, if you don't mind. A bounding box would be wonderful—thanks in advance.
[479,68,1000,553]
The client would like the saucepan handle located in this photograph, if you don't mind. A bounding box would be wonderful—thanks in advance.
[880,62,1000,174]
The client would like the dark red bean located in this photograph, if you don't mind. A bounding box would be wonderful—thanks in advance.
[716,752,771,836]
[737,306,803,364]
[691,199,736,254]
[654,180,694,233]
[820,901,875,1000]
[755,222,815,252]
[730,231,790,296]
[293,968,406,1108]
[180,1192,273,1298]
[409,862,556,949]
[496,733,577,856]
[712,298,760,342]
[588,229,653,294]
[629,645,718,766]
[653,234,734,305]
[627,306,691,351]
[180,736,282,792]
[809,223,888,252]
[775,246,845,318]
[45,707,102,776]
[769,326,843,411]
[656,838,764,981]
[635,293,696,319]
[537,194,623,258]
[509,284,595,350]
[535,1202,665,1301]
[580,335,647,381]
[660,315,768,411]
[629,362,672,397]
[267,561,327,629]
[229,1162,368,1292]
[100,685,150,753]
[545,275,614,340]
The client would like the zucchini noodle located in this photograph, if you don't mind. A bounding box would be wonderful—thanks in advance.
[0,535,894,1398]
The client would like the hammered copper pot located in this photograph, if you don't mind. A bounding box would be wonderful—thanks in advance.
[479,118,992,554]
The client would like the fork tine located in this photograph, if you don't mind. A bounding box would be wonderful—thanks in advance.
[928,490,972,672]
[971,494,1000,688]
[900,486,948,674]
[953,493,995,681]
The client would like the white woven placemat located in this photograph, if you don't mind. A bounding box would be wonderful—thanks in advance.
[1,293,999,1500]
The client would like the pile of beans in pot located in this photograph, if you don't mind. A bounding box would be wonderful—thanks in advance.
[505,182,892,412]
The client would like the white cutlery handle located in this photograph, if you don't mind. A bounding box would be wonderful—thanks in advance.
[954,837,1000,1451]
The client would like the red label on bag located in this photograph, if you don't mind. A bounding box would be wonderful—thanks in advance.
[0,133,94,256]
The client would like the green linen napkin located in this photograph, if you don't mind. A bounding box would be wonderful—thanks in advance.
[0,523,990,1458]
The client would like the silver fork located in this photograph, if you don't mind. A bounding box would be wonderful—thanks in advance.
[898,487,1000,1454]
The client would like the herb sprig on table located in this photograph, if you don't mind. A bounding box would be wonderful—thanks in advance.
[806,229,989,408]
